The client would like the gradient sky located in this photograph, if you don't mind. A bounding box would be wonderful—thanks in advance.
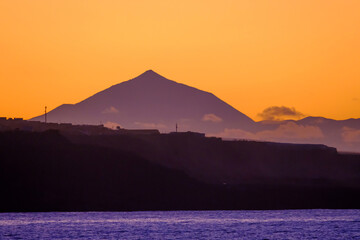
[1,0,359,121]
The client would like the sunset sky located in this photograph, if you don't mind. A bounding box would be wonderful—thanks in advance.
[1,0,359,121]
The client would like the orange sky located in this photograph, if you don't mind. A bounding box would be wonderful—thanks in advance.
[1,0,359,121]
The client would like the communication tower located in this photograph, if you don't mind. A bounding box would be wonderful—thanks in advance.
[45,106,47,123]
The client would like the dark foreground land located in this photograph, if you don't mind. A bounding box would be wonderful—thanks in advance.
[0,129,359,211]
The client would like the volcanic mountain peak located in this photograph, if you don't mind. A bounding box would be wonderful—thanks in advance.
[113,70,180,92]
[130,69,169,82]
[30,70,255,133]
[142,69,159,76]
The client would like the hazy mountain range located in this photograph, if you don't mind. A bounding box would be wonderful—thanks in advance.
[31,70,360,152]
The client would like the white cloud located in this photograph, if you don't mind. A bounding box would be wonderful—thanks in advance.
[342,127,360,143]
[104,121,122,129]
[102,106,119,114]
[213,122,324,142]
[258,106,304,121]
[202,113,223,123]
[257,122,324,140]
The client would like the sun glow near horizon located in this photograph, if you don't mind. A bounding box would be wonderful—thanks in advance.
[1,0,360,121]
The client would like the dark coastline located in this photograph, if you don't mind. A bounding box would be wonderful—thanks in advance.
[0,130,359,212]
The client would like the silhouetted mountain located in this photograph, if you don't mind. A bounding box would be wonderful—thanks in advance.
[31,70,255,133]
[30,70,360,152]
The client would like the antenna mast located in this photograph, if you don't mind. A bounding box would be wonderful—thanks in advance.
[176,123,178,133]
[45,106,47,123]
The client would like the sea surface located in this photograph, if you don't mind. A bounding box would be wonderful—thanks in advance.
[0,210,359,239]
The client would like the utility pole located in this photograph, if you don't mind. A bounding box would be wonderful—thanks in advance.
[176,123,178,133]
[45,106,47,123]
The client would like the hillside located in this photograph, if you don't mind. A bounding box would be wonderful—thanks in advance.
[0,130,359,211]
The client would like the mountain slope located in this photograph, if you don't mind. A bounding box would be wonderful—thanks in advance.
[31,70,255,133]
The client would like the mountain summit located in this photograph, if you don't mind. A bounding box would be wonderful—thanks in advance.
[134,69,167,80]
[31,70,255,133]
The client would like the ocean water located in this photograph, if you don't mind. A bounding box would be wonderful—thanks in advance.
[0,210,359,240]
